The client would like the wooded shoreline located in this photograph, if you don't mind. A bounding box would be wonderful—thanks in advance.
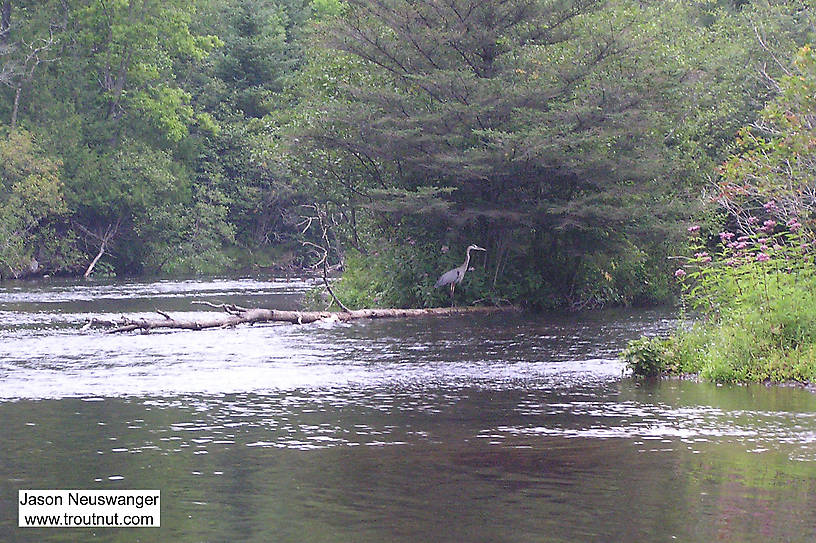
[2,1,808,311]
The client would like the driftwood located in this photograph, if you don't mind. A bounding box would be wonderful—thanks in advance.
[88,302,517,333]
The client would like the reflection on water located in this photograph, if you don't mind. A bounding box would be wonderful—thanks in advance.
[1,277,816,542]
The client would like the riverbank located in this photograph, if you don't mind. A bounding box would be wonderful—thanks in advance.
[622,273,816,385]
[1,245,313,284]
[640,370,816,393]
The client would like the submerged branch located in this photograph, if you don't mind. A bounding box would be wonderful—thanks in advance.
[88,302,517,333]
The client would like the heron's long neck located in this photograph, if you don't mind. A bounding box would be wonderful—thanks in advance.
[462,248,471,269]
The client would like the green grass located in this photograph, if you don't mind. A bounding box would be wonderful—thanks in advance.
[624,270,816,383]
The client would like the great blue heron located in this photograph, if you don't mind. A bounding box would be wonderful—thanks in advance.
[434,244,486,303]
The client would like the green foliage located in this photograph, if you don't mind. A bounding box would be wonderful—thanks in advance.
[138,185,236,275]
[624,326,714,378]
[622,336,671,378]
[631,44,816,383]
[566,244,675,309]
[280,0,810,309]
[203,0,302,118]
[716,44,816,225]
[322,211,680,309]
[332,244,478,309]
[329,252,386,309]
[0,0,813,296]
[670,274,816,383]
[311,0,345,19]
[0,129,67,277]
[330,234,677,310]
[72,0,221,141]
[131,86,197,143]
[0,0,280,278]
[675,223,816,382]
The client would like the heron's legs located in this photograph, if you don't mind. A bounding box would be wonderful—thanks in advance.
[450,283,456,307]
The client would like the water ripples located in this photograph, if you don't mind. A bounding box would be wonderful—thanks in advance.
[2,277,815,464]
[0,277,316,304]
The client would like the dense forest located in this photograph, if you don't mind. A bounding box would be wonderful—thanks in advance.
[0,0,812,309]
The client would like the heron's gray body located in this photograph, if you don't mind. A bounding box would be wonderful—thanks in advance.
[434,244,485,302]
[434,267,464,288]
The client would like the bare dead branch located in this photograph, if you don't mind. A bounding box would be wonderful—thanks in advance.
[191,301,249,315]
[753,25,792,79]
[301,203,352,312]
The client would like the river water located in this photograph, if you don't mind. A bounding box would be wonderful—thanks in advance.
[1,277,815,542]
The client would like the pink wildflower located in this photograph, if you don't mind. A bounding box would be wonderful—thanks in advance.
[719,231,735,241]
[756,253,770,262]
[747,216,759,225]
[763,201,778,211]
[687,225,701,234]
[674,268,687,278]
[787,219,802,230]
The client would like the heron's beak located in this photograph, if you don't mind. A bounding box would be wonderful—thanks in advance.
[474,246,486,251]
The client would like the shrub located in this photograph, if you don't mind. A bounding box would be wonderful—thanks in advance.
[626,45,816,384]
[622,336,671,377]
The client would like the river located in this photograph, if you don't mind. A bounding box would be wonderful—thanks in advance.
[1,277,815,542]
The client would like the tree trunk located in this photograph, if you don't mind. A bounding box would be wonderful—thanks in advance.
[89,303,517,333]
[83,239,107,278]
[79,219,120,279]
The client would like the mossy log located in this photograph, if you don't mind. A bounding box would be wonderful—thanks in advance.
[88,302,517,333]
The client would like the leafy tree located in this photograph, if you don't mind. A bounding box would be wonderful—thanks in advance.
[0,129,66,277]
[68,0,220,143]
[202,0,305,118]
[283,0,816,308]
[717,44,816,233]
[0,0,66,129]
[49,1,226,275]
[285,0,687,307]
[184,0,316,266]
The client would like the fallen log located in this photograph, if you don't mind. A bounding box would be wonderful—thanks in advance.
[88,302,517,333]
